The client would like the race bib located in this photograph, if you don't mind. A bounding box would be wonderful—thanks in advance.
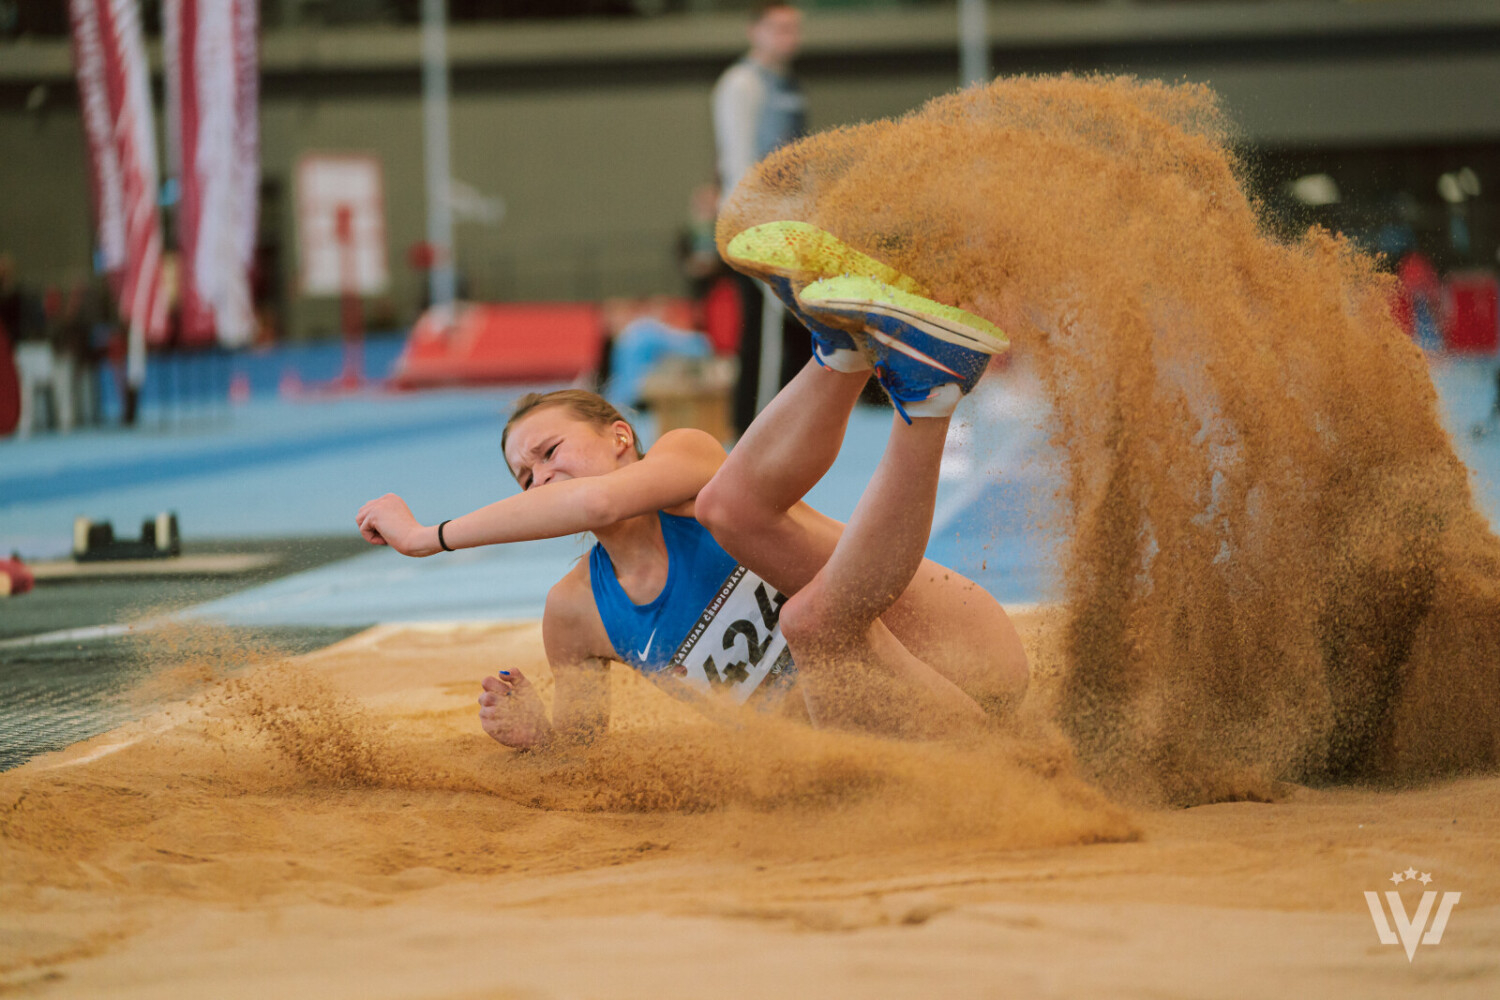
[668,566,795,704]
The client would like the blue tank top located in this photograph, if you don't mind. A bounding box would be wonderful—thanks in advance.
[588,512,795,704]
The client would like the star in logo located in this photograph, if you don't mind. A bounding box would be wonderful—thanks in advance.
[1419,872,1433,885]
[1403,867,1419,881]
[1390,871,1405,885]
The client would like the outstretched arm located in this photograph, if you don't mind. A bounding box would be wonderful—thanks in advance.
[357,427,726,557]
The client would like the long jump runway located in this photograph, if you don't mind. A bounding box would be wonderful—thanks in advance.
[6,359,1492,632]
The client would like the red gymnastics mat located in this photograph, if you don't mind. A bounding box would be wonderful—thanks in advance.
[391,302,604,388]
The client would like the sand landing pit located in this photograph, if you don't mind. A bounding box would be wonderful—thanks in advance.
[2,615,1497,998]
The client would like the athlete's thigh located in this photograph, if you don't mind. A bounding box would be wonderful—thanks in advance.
[709,499,848,599]
[791,617,986,737]
[881,559,1028,700]
[716,503,1028,701]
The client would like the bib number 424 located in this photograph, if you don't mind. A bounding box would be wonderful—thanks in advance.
[700,583,787,689]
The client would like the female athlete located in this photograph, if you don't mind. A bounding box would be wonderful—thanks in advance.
[355,221,1029,746]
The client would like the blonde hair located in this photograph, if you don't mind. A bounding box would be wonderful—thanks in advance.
[502,389,643,467]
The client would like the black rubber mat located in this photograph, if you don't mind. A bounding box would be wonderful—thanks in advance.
[0,537,372,771]
[0,625,364,771]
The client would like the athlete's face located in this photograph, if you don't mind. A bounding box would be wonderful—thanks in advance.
[505,406,634,491]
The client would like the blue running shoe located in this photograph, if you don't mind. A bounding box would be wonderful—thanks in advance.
[798,275,1009,420]
[724,221,930,373]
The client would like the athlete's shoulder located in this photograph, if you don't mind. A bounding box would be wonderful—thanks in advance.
[643,428,726,517]
[546,560,598,624]
[645,427,728,463]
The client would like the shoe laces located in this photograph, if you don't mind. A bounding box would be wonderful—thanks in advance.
[873,362,914,425]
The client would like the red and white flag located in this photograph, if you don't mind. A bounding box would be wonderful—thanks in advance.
[68,0,169,376]
[164,0,259,348]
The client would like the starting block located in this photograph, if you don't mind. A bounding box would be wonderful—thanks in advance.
[73,512,182,562]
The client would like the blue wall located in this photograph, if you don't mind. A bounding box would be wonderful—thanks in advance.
[97,332,411,421]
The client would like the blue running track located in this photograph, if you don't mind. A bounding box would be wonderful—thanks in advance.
[3,358,1496,630]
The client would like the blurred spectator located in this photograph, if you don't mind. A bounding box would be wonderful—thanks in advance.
[1400,249,1443,351]
[676,181,745,360]
[679,181,725,300]
[0,252,42,345]
[1,252,55,435]
[713,1,811,437]
[49,277,104,430]
[713,3,806,199]
[0,291,15,437]
[1379,224,1444,349]
[251,244,282,347]
[599,297,713,412]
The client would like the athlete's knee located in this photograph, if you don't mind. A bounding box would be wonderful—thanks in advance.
[780,581,868,655]
[693,472,742,538]
[779,586,834,655]
[696,467,774,540]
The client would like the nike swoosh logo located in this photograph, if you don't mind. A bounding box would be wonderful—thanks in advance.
[639,628,657,661]
[866,327,962,378]
[816,296,998,353]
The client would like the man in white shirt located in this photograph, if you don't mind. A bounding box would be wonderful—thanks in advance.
[712,2,810,436]
[713,3,806,197]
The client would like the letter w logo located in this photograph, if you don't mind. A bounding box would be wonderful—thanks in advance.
[1364,891,1462,961]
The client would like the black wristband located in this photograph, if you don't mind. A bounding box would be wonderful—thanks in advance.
[437,520,454,552]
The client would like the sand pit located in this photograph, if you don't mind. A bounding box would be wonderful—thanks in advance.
[2,615,1497,998]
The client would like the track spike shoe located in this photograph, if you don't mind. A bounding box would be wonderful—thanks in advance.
[798,275,1008,420]
[724,221,930,373]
